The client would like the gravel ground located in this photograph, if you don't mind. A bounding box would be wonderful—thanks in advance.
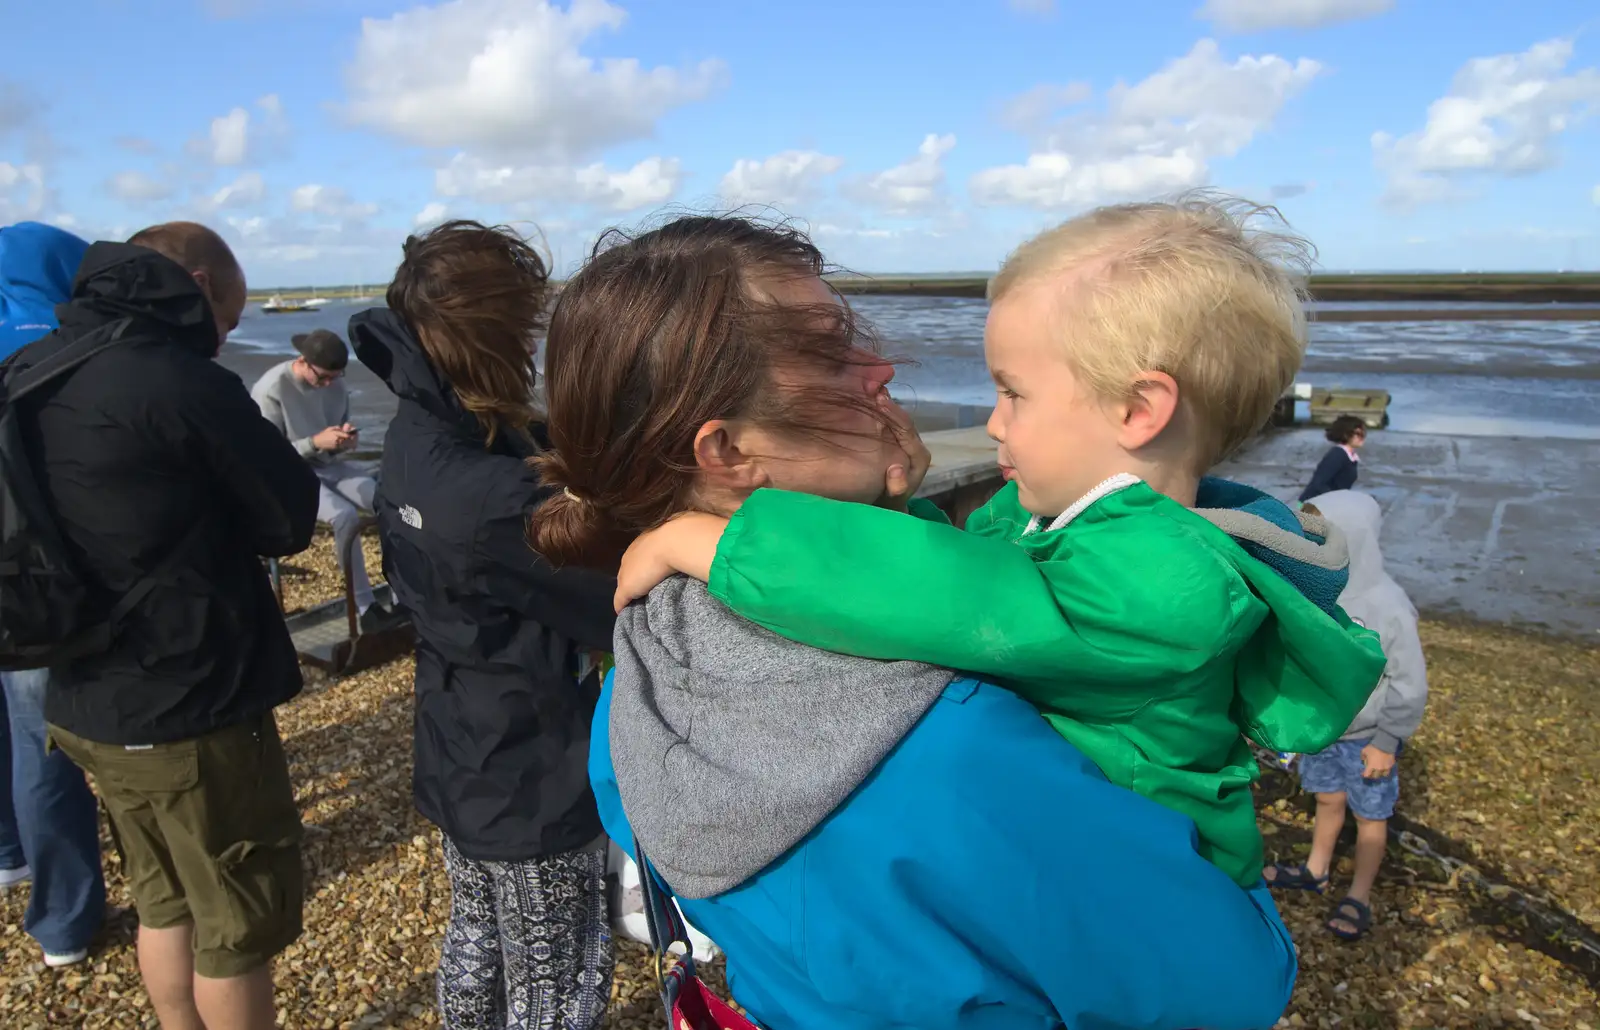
[2,532,1596,1028]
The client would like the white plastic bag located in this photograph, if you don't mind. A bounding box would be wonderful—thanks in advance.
[606,841,720,963]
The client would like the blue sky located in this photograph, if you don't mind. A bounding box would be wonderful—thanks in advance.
[2,0,1597,286]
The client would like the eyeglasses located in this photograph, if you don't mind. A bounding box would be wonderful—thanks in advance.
[308,365,344,385]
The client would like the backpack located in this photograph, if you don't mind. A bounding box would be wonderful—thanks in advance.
[0,318,192,670]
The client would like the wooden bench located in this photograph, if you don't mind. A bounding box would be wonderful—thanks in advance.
[266,514,413,676]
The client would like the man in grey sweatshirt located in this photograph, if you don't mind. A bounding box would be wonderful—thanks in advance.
[249,329,381,620]
[1264,489,1428,943]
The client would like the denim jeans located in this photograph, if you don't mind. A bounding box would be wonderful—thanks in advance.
[0,669,106,953]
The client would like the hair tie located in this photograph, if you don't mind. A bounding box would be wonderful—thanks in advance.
[563,487,586,504]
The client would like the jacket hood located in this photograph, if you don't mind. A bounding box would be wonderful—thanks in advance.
[1307,489,1416,623]
[55,242,221,358]
[1185,478,1388,754]
[349,306,479,433]
[0,221,90,356]
[1308,490,1427,750]
[610,576,952,899]
[1192,475,1349,616]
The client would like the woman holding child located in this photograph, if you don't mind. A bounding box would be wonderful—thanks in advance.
[524,206,1384,1029]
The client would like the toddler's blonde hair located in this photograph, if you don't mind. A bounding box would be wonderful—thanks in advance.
[989,189,1315,470]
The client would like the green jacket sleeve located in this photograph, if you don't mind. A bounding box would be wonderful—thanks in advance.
[708,488,1259,721]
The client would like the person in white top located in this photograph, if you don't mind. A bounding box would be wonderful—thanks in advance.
[250,329,389,626]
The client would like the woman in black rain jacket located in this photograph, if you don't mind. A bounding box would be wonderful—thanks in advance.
[350,221,616,1030]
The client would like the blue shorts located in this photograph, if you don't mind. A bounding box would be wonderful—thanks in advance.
[1297,738,1400,821]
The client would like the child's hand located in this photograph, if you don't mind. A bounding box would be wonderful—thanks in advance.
[1359,743,1396,779]
[878,394,931,510]
[613,512,729,612]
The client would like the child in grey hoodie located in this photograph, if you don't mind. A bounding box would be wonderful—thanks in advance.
[1263,489,1428,941]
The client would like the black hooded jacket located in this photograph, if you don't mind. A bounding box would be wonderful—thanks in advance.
[14,242,319,745]
[349,308,616,862]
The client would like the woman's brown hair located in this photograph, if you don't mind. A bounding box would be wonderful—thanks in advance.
[386,219,550,445]
[528,215,890,571]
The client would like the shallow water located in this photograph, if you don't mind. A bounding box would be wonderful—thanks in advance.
[225,297,1600,442]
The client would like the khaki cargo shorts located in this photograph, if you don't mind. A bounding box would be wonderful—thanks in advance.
[49,712,304,979]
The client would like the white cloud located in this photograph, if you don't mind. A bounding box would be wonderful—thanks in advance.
[0,161,48,221]
[209,108,250,166]
[971,40,1321,209]
[844,134,956,215]
[192,94,289,166]
[718,151,844,209]
[999,83,1093,134]
[204,171,267,211]
[1199,0,1392,32]
[435,153,681,211]
[107,169,176,203]
[290,183,379,221]
[814,224,895,240]
[342,0,725,161]
[218,214,401,279]
[1372,39,1600,209]
[227,215,268,238]
[414,201,450,227]
[1,81,60,221]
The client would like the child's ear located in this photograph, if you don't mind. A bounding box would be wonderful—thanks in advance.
[1117,371,1180,451]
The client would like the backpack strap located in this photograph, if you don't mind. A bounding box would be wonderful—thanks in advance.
[0,318,148,405]
[2,317,201,642]
[105,519,213,628]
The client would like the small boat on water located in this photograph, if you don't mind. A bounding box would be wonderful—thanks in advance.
[260,294,313,314]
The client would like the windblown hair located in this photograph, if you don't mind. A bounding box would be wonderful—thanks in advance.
[988,189,1316,469]
[386,219,550,445]
[528,214,887,571]
[1324,415,1368,445]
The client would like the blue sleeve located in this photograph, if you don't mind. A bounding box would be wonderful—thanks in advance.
[932,699,1298,1030]
[588,671,634,852]
[1299,447,1349,502]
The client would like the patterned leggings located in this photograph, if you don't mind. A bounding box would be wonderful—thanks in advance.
[437,836,614,1030]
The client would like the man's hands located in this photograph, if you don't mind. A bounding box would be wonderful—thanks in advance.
[613,512,730,612]
[311,424,359,453]
[878,395,930,511]
[1360,743,1396,779]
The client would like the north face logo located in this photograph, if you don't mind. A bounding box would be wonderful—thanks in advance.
[399,504,422,530]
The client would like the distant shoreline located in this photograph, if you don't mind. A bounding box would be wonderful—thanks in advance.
[250,271,1600,306]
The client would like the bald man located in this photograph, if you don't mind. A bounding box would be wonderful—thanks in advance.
[8,221,317,1029]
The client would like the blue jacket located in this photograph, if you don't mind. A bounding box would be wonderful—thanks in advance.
[0,221,90,359]
[592,672,1298,1030]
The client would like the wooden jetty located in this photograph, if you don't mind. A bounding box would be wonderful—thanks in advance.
[1307,386,1391,429]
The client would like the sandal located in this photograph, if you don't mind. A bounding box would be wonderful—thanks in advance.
[1326,896,1372,941]
[1262,862,1329,893]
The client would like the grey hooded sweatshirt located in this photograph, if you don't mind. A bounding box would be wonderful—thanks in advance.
[1307,490,1429,754]
[609,576,954,899]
